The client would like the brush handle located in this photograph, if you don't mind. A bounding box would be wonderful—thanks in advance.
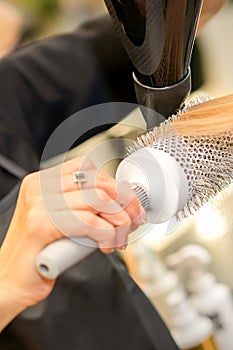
[36,238,97,279]
[36,148,188,279]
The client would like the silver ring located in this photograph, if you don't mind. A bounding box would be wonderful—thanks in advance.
[73,171,87,186]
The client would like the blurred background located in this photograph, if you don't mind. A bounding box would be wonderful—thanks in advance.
[0,0,107,55]
[1,0,233,343]
[1,0,233,94]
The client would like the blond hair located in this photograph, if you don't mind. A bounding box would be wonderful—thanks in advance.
[172,94,233,136]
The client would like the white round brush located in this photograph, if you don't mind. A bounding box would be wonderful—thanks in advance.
[36,106,233,279]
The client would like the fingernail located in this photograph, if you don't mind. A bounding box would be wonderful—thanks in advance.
[116,244,128,251]
[136,211,148,225]
[141,210,148,221]
[101,248,115,254]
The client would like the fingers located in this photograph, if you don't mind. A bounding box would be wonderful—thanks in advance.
[50,210,124,253]
[60,168,146,223]
[46,188,131,225]
[115,180,147,225]
[46,185,146,227]
[45,186,144,251]
[41,159,118,200]
[61,156,96,175]
[39,157,94,194]
[21,161,146,263]
[44,188,136,248]
[40,156,148,253]
[61,168,118,197]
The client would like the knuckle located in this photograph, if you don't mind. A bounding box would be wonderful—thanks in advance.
[21,172,37,191]
[20,173,40,207]
[97,170,111,183]
[21,172,38,192]
[85,212,114,231]
[26,206,46,235]
[84,212,100,228]
[79,156,96,170]
[120,216,131,227]
[113,211,131,227]
[129,193,141,211]
[98,230,115,248]
[96,188,109,202]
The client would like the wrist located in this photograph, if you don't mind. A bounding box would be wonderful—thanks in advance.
[0,280,27,332]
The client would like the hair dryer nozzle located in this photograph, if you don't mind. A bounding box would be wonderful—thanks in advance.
[104,0,203,124]
[134,68,191,128]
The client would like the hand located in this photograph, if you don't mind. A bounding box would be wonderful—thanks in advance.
[0,156,146,329]
[198,0,227,32]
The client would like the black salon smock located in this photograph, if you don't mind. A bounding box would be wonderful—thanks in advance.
[0,15,179,350]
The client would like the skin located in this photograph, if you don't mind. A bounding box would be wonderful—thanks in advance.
[0,156,146,331]
[198,0,228,32]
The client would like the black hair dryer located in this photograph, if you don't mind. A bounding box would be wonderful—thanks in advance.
[104,0,203,128]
